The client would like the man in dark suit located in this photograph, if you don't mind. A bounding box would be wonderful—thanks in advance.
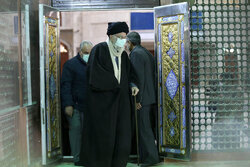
[126,32,159,167]
[61,40,93,166]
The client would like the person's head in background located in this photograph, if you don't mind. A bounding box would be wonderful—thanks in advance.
[79,40,93,62]
[107,22,129,49]
[125,31,141,53]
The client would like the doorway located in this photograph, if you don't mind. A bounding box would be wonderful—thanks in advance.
[59,9,155,157]
[39,3,191,165]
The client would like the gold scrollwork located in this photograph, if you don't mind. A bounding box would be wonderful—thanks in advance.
[161,22,180,146]
[46,17,60,154]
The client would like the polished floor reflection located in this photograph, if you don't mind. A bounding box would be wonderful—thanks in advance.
[54,161,250,167]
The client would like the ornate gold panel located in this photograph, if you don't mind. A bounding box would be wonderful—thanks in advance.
[45,17,60,157]
[157,14,187,155]
[161,23,180,146]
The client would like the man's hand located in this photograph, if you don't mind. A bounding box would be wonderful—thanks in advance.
[65,106,73,117]
[131,87,139,96]
[136,103,142,110]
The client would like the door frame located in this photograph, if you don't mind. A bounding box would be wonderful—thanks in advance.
[39,4,62,165]
[39,2,191,163]
[154,2,191,160]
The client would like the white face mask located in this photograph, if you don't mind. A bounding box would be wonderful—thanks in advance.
[82,54,89,62]
[115,37,126,48]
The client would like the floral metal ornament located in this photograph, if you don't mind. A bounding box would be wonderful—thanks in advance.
[168,111,177,122]
[162,16,178,22]
[181,21,184,41]
[50,51,54,58]
[170,127,175,137]
[165,70,179,100]
[183,129,186,148]
[51,35,53,43]
[183,108,186,127]
[182,86,185,107]
[181,42,185,62]
[182,63,185,83]
[49,75,56,100]
[167,47,175,59]
[168,32,173,43]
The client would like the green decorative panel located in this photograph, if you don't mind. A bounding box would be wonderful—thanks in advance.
[190,0,250,151]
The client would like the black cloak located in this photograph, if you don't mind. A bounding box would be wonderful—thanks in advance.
[81,42,138,167]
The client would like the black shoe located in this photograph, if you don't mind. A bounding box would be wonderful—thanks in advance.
[74,161,84,166]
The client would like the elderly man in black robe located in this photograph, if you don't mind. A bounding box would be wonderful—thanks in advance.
[81,22,139,167]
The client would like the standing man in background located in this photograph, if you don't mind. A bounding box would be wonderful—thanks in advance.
[126,31,159,167]
[61,40,93,166]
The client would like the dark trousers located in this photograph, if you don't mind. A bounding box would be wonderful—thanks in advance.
[67,109,84,163]
[138,105,159,165]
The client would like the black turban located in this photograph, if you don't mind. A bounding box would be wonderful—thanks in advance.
[107,22,129,35]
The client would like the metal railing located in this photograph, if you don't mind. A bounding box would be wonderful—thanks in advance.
[190,0,249,151]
